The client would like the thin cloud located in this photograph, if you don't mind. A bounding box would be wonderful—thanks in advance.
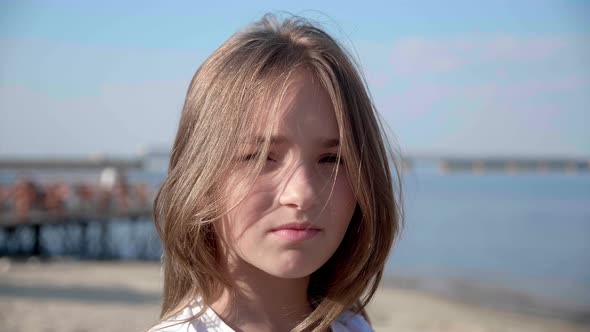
[390,34,587,75]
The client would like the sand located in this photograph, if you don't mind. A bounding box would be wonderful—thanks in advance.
[0,259,588,332]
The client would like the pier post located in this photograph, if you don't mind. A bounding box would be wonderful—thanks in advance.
[32,224,41,256]
[79,221,88,258]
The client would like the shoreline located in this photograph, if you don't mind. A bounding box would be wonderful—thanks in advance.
[0,259,589,331]
[380,274,590,324]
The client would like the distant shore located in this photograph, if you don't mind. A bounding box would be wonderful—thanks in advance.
[0,259,588,332]
[380,274,590,325]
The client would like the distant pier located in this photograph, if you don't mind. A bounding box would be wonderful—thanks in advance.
[1,152,588,259]
[402,155,590,174]
[437,158,590,174]
[0,156,158,259]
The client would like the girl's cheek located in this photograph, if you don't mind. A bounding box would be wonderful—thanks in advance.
[334,172,356,203]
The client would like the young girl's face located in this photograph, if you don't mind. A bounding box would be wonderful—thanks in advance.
[217,69,357,279]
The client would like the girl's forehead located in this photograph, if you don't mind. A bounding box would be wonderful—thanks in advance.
[252,69,339,137]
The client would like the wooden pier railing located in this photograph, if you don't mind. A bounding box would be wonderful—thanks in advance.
[0,209,156,259]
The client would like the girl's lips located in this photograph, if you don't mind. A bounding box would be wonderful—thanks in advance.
[270,222,322,231]
[270,228,321,242]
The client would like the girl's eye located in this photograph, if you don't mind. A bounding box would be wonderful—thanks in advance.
[239,153,258,161]
[319,154,343,164]
[239,152,275,162]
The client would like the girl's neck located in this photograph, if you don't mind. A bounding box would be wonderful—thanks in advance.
[210,262,313,332]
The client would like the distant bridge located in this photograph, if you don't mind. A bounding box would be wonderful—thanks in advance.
[0,152,588,174]
[403,155,590,174]
[0,158,143,171]
[436,157,590,174]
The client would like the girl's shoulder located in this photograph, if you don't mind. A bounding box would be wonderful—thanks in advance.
[149,302,373,332]
[148,303,232,332]
[331,310,372,332]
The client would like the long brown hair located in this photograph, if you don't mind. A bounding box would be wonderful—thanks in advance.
[152,13,404,332]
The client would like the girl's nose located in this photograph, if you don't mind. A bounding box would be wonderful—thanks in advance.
[278,163,317,211]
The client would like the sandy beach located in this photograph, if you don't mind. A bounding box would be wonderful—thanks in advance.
[0,259,588,332]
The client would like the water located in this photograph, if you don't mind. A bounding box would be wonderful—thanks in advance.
[386,168,590,310]
[2,167,589,310]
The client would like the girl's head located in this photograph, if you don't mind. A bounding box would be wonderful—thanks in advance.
[154,13,403,331]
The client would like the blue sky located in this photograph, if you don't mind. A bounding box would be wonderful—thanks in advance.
[1,1,589,158]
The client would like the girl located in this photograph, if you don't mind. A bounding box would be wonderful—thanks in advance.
[150,13,404,332]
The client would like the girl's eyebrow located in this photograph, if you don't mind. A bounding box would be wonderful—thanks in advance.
[249,135,288,145]
[249,135,339,148]
[320,138,340,148]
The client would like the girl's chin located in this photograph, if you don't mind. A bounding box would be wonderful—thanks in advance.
[259,249,336,279]
[262,262,322,279]
[269,270,312,279]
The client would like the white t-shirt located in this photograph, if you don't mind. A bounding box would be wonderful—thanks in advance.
[150,300,373,332]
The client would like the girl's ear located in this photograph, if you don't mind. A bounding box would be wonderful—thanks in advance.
[211,216,229,248]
